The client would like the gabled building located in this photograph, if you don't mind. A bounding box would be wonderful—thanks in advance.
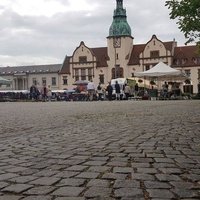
[0,0,200,93]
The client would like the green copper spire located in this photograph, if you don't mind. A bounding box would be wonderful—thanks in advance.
[109,0,132,37]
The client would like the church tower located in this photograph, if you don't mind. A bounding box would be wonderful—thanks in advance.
[107,0,133,79]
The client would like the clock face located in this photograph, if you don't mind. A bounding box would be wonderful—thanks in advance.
[113,37,121,48]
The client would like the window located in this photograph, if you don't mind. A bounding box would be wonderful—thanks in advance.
[75,76,79,81]
[88,69,93,81]
[75,69,79,80]
[150,51,159,58]
[81,69,86,80]
[198,69,200,81]
[116,53,119,60]
[63,76,68,85]
[42,77,46,86]
[185,70,191,77]
[52,77,56,86]
[79,56,87,63]
[99,74,104,84]
[32,78,37,86]
[112,66,123,79]
[145,65,150,71]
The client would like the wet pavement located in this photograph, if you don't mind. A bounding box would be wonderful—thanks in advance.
[0,100,200,200]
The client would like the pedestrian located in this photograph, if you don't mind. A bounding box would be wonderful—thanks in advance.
[124,84,131,100]
[106,82,113,101]
[30,84,37,101]
[134,83,139,97]
[115,81,121,100]
[87,80,96,101]
[97,83,103,101]
[47,85,52,101]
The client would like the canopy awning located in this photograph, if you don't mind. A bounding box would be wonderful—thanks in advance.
[134,62,185,77]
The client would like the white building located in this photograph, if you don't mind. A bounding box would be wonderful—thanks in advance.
[0,0,200,94]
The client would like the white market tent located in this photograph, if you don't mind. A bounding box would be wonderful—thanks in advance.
[134,62,185,78]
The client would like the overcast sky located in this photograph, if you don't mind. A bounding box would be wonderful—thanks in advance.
[0,0,187,67]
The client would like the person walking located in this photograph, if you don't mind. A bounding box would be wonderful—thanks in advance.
[106,82,113,101]
[87,80,96,101]
[134,83,139,97]
[97,83,103,101]
[124,84,131,100]
[115,81,121,100]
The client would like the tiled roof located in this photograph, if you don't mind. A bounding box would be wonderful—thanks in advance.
[91,47,109,67]
[128,44,146,65]
[172,45,200,67]
[59,56,71,74]
[0,64,62,75]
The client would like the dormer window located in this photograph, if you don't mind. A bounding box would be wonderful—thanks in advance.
[79,56,87,63]
[150,51,159,58]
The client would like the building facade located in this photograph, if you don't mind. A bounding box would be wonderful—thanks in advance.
[0,0,200,93]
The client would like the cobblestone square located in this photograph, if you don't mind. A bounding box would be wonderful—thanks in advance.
[0,100,200,199]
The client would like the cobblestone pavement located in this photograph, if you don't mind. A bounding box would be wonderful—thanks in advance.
[0,100,200,200]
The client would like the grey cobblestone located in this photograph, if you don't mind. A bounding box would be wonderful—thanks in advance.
[0,101,200,199]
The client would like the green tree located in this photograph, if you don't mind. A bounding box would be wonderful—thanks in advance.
[165,0,200,45]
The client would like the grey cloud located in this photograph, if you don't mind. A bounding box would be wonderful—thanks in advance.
[0,0,186,66]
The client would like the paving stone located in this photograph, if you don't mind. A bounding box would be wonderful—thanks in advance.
[66,165,88,171]
[87,179,110,187]
[171,189,200,198]
[0,195,23,200]
[29,177,60,186]
[144,181,171,189]
[0,173,19,181]
[56,178,86,187]
[2,184,33,193]
[23,186,56,195]
[52,186,84,197]
[155,174,182,181]
[102,173,127,180]
[9,176,38,183]
[113,180,140,188]
[132,173,155,181]
[158,168,182,174]
[0,181,9,189]
[87,166,111,173]
[55,171,80,178]
[114,188,143,198]
[84,187,112,198]
[147,189,175,198]
[21,196,52,200]
[76,172,99,179]
[113,167,133,173]
[54,198,85,200]
[136,167,158,174]
[83,161,106,166]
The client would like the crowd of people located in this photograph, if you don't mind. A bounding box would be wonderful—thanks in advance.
[1,79,183,102]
